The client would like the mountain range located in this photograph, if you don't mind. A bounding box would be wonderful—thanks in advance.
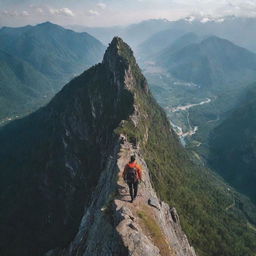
[157,36,256,88]
[68,19,172,48]
[140,29,256,162]
[0,22,105,122]
[0,37,255,256]
[70,16,256,55]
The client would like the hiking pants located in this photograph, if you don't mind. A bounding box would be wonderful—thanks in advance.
[128,181,138,200]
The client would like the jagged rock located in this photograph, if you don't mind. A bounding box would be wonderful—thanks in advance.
[170,207,180,224]
[128,223,139,231]
[148,197,161,210]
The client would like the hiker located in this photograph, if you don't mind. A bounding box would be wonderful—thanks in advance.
[123,155,142,203]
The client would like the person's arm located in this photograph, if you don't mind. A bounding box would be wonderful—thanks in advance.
[136,164,142,181]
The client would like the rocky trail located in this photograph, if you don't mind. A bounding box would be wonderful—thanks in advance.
[112,138,196,256]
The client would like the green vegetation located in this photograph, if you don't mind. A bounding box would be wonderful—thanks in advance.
[0,22,105,122]
[143,35,256,176]
[157,36,256,87]
[115,38,256,256]
[0,50,55,121]
[209,82,256,205]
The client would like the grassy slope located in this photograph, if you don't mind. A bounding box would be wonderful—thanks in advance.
[209,83,256,205]
[0,50,53,120]
[115,39,256,256]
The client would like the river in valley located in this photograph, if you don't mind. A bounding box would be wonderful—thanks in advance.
[168,98,212,146]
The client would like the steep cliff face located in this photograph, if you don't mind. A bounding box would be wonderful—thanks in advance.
[0,38,134,256]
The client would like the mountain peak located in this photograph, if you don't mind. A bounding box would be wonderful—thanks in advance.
[103,36,136,66]
[36,21,64,31]
[39,21,53,25]
[102,36,148,93]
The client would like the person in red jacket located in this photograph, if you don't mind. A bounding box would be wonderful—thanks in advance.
[123,155,142,203]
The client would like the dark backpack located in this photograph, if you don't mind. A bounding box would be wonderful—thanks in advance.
[125,166,138,183]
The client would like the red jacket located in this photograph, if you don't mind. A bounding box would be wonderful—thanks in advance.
[123,162,142,181]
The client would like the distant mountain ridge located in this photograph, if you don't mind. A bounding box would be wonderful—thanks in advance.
[137,16,256,53]
[157,36,256,88]
[68,19,173,47]
[0,22,105,80]
[70,16,256,53]
[0,22,105,122]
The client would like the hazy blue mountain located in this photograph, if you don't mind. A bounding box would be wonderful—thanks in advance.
[68,19,173,48]
[137,29,186,60]
[67,24,123,45]
[0,37,255,256]
[138,16,256,53]
[209,83,256,204]
[71,16,256,55]
[123,19,172,47]
[0,50,53,120]
[154,32,202,62]
[158,36,256,88]
[0,22,105,81]
[0,22,105,122]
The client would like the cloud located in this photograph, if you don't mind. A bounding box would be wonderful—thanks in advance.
[2,0,256,27]
[1,10,30,17]
[88,9,100,16]
[36,8,44,14]
[2,10,16,16]
[97,3,106,9]
[49,7,74,17]
[21,11,30,16]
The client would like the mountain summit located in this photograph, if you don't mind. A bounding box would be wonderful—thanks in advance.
[0,38,255,256]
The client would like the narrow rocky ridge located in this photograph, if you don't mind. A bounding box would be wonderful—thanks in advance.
[45,135,196,256]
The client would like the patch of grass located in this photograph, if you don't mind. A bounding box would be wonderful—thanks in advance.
[137,208,175,256]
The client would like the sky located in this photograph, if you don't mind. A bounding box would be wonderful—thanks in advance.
[1,0,256,27]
